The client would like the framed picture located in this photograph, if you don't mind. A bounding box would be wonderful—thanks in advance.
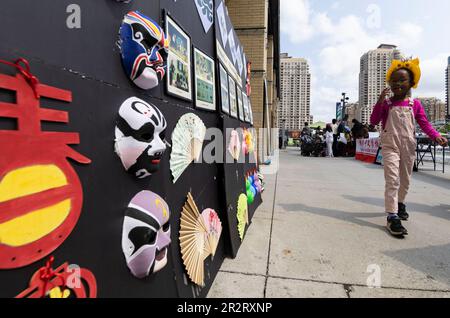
[165,14,192,101]
[228,76,238,118]
[219,64,230,114]
[194,48,215,111]
[243,94,250,122]
[237,86,244,121]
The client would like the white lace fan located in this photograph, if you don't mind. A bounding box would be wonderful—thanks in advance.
[180,192,209,286]
[170,113,207,183]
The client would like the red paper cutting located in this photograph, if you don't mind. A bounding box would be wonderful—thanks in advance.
[15,256,97,298]
[0,59,91,269]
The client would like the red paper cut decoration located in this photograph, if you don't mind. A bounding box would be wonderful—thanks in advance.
[16,256,97,298]
[0,59,91,269]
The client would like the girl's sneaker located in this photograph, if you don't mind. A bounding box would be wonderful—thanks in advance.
[387,217,408,236]
[398,203,409,221]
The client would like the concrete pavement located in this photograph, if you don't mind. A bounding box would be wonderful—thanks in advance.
[208,147,450,298]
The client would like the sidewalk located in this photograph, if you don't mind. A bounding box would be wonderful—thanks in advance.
[208,147,450,298]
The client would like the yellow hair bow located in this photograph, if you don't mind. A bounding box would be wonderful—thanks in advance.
[386,58,421,89]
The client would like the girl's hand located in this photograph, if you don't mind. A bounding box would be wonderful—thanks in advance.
[435,136,448,147]
[377,87,390,105]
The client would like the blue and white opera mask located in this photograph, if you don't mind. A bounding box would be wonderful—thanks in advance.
[119,11,169,90]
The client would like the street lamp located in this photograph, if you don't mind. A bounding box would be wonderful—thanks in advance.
[341,92,350,120]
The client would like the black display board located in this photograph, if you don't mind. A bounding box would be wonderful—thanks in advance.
[0,0,259,298]
[214,0,247,89]
[221,117,262,258]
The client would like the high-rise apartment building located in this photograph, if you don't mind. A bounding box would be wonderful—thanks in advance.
[344,102,359,126]
[417,97,446,126]
[446,56,450,121]
[278,53,311,131]
[358,44,402,125]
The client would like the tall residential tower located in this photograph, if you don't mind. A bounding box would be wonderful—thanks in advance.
[446,56,450,121]
[358,44,402,125]
[278,53,312,131]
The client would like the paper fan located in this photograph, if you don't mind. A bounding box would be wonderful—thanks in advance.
[201,209,222,258]
[170,113,207,183]
[228,129,241,161]
[237,194,249,241]
[180,192,209,286]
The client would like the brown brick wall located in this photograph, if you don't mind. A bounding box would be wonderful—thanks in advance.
[225,0,268,29]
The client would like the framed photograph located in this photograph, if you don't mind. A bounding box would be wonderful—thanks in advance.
[194,48,215,111]
[219,64,230,114]
[165,14,192,101]
[228,76,238,118]
[237,86,244,121]
[243,93,250,122]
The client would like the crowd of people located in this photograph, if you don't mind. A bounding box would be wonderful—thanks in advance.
[299,116,376,158]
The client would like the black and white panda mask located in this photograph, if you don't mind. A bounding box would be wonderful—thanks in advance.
[115,97,167,179]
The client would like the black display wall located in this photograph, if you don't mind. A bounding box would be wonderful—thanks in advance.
[222,117,263,258]
[0,0,261,298]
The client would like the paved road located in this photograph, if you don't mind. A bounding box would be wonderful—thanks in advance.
[208,148,450,298]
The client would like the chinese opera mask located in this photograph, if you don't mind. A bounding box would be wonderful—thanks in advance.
[122,191,171,279]
[119,11,169,90]
[114,97,167,179]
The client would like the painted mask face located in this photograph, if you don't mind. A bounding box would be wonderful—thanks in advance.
[119,11,169,90]
[115,97,167,179]
[122,191,171,278]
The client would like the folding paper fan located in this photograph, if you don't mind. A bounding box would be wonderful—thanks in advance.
[170,113,207,183]
[243,128,254,154]
[237,194,249,241]
[201,209,222,258]
[228,129,241,161]
[180,192,208,286]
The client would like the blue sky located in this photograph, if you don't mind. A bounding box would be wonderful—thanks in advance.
[281,0,450,122]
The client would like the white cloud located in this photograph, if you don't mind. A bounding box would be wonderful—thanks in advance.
[331,2,340,10]
[415,53,449,100]
[280,0,314,44]
[318,15,378,86]
[313,12,333,34]
[383,22,423,52]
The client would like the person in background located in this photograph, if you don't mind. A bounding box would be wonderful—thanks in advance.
[336,115,349,156]
[338,115,349,136]
[351,119,363,139]
[325,124,334,157]
[301,122,312,137]
[370,58,448,237]
[316,126,323,140]
[332,119,339,156]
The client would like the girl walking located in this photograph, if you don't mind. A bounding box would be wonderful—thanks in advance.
[325,124,334,157]
[370,58,448,237]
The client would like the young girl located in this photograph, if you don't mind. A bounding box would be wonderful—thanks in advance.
[370,58,448,237]
[325,124,334,157]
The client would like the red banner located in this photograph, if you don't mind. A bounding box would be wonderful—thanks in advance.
[355,138,380,163]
